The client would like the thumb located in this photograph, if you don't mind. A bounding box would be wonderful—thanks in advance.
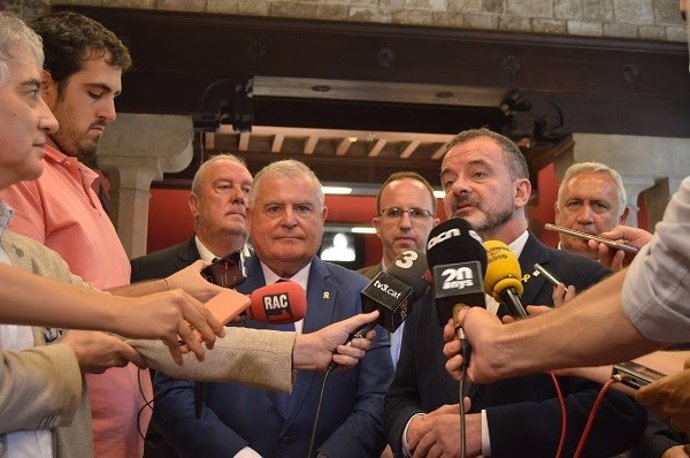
[463,396,472,412]
[344,310,380,332]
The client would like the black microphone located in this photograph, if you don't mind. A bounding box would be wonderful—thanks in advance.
[327,249,429,372]
[426,218,487,330]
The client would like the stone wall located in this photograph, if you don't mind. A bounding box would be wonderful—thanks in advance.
[3,0,687,43]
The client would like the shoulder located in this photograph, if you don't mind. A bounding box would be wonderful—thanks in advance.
[544,245,610,286]
[3,231,80,283]
[322,260,369,289]
[357,264,380,280]
[131,239,197,272]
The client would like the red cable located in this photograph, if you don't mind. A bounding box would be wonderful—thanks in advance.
[573,377,618,458]
[550,371,567,458]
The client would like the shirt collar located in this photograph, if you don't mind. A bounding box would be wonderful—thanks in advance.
[0,200,14,241]
[44,144,98,184]
[261,261,312,291]
[507,230,530,258]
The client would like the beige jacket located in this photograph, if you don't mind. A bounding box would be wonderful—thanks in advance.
[0,230,93,458]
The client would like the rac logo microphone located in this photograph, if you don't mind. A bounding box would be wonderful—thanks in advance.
[262,293,293,321]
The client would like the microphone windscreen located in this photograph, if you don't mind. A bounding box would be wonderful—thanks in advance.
[483,240,524,300]
[426,218,487,272]
[248,281,307,324]
[386,249,430,300]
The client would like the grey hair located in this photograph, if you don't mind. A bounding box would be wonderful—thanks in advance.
[249,159,324,208]
[191,153,247,196]
[0,13,44,87]
[557,161,627,217]
[442,128,529,180]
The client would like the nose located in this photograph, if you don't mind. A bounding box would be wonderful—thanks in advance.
[97,97,117,123]
[576,204,594,224]
[38,96,59,134]
[229,184,247,205]
[399,211,413,228]
[280,207,298,228]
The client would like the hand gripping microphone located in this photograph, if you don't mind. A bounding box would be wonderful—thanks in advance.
[483,241,527,319]
[326,249,430,372]
[426,218,487,329]
[196,282,306,417]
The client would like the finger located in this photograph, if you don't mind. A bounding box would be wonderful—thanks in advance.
[502,315,516,324]
[119,343,147,369]
[188,296,225,343]
[331,354,358,368]
[162,336,184,365]
[336,343,366,360]
[413,431,436,458]
[349,337,372,352]
[463,396,471,412]
[443,319,455,343]
[344,311,380,333]
[635,382,662,405]
[364,329,376,341]
[178,321,206,362]
[444,355,464,381]
[611,249,626,272]
[442,339,461,359]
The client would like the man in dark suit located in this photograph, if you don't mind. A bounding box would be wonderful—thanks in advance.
[131,153,253,458]
[384,128,647,457]
[154,159,393,457]
[131,153,253,282]
[358,171,439,369]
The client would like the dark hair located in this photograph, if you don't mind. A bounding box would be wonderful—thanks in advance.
[376,171,437,217]
[443,128,529,180]
[32,11,132,95]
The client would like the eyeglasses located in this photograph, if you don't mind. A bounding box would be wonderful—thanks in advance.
[380,207,433,220]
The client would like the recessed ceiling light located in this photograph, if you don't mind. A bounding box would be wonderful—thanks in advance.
[351,227,377,234]
[322,186,352,195]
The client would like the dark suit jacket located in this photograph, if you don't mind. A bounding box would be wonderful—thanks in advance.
[130,238,200,282]
[154,255,394,458]
[385,232,647,458]
[358,264,382,280]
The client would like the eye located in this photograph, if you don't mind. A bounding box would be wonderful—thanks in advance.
[296,204,312,215]
[472,170,487,179]
[242,186,251,194]
[266,205,282,215]
[88,91,104,100]
[442,178,455,190]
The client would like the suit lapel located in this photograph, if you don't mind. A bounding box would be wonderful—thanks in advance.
[517,233,551,306]
[176,238,201,270]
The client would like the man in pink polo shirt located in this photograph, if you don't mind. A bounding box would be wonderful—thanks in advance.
[0,11,146,457]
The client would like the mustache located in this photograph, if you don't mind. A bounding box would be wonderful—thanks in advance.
[452,194,482,210]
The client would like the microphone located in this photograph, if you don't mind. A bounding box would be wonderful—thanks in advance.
[483,241,527,319]
[326,249,429,372]
[203,281,307,325]
[426,218,487,329]
[196,282,306,417]
[361,249,430,333]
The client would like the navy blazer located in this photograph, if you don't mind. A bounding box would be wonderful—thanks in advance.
[154,255,393,458]
[385,233,647,457]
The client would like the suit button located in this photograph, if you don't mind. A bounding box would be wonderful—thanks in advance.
[278,435,290,445]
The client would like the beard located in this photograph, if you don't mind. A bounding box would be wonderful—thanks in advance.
[451,193,515,234]
[49,101,102,162]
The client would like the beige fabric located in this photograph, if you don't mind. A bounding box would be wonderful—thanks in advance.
[1,231,94,458]
[130,327,296,393]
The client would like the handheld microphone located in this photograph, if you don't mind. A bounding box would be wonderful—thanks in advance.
[483,241,528,319]
[203,281,307,325]
[196,282,306,417]
[426,218,487,329]
[326,249,429,372]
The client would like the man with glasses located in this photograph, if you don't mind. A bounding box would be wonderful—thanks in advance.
[359,171,439,367]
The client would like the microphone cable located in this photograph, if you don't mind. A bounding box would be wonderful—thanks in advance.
[573,376,619,458]
[307,367,332,458]
[456,328,473,458]
[549,371,567,458]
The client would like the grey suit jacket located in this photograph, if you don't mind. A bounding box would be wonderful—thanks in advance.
[0,230,93,458]
[357,263,382,280]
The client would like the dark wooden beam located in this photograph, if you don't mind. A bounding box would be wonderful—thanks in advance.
[55,5,690,138]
